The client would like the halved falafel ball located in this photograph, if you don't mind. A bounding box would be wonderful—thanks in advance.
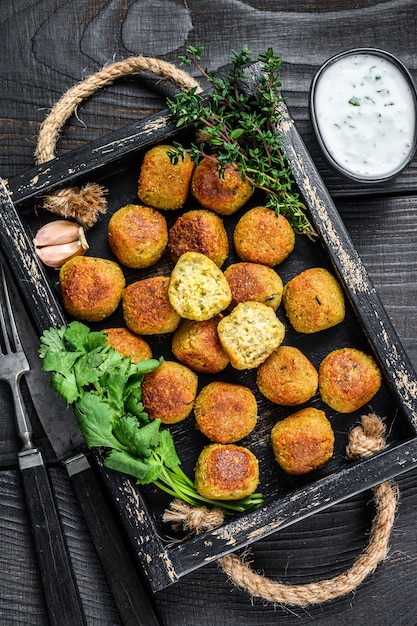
[217,301,285,370]
[59,256,125,322]
[142,360,198,424]
[168,252,232,321]
[271,407,334,475]
[194,443,259,500]
[108,204,168,269]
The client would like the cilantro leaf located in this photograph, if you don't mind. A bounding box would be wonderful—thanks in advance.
[105,449,162,482]
[74,392,123,450]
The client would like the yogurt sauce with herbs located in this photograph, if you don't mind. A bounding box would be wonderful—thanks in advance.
[313,52,416,179]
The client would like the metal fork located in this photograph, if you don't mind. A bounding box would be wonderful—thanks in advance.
[0,261,86,625]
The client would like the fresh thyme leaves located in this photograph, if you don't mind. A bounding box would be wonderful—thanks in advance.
[39,321,263,514]
[166,45,315,237]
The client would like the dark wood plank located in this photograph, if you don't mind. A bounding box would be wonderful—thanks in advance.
[1,0,417,624]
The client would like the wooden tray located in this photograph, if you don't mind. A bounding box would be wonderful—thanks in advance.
[3,69,417,592]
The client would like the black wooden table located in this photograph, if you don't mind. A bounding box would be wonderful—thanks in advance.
[1,2,417,624]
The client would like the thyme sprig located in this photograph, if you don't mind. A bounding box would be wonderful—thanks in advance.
[166,45,315,237]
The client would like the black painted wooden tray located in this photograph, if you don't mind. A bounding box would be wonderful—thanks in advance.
[3,71,417,592]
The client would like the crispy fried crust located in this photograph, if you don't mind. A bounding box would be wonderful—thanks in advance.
[319,347,382,413]
[191,156,253,216]
[59,256,125,322]
[194,443,259,500]
[194,382,258,443]
[108,204,168,269]
[101,327,152,363]
[168,209,229,267]
[142,360,198,424]
[256,345,318,405]
[271,407,334,475]
[283,267,345,333]
[123,276,181,335]
[172,316,229,374]
[137,144,195,210]
[224,262,283,310]
[233,206,295,266]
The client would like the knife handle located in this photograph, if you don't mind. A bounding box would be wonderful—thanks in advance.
[19,450,86,626]
[66,454,161,626]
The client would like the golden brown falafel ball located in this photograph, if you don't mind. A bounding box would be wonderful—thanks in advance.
[224,262,283,310]
[137,144,195,210]
[194,443,259,500]
[256,345,318,406]
[168,209,229,267]
[194,382,258,443]
[282,267,345,334]
[168,252,232,321]
[233,206,295,266]
[271,407,334,475]
[191,156,253,216]
[142,360,198,424]
[217,301,285,370]
[171,316,229,374]
[102,327,152,363]
[59,256,125,322]
[123,276,181,335]
[108,204,168,269]
[319,347,382,413]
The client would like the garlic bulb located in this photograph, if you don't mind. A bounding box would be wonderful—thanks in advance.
[34,220,89,268]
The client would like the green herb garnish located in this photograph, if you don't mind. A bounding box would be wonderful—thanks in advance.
[166,45,315,238]
[349,96,361,106]
[39,321,263,514]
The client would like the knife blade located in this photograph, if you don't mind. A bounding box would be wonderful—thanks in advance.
[0,179,161,626]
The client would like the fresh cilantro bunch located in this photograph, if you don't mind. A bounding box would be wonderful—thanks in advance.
[39,321,263,514]
[166,45,315,237]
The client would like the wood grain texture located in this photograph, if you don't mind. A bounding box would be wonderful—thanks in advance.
[1,0,417,624]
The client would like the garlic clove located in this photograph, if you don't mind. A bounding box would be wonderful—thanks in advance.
[34,240,89,268]
[33,220,84,247]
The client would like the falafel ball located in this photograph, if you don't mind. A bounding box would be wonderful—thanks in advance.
[224,262,283,310]
[59,256,125,322]
[168,209,229,267]
[233,206,295,266]
[194,381,258,443]
[102,327,152,363]
[319,347,382,413]
[256,345,318,406]
[191,156,253,216]
[282,267,345,334]
[194,443,259,500]
[142,360,198,424]
[172,316,229,374]
[123,276,181,335]
[217,301,285,370]
[137,144,195,210]
[168,252,232,321]
[108,204,168,269]
[271,407,334,475]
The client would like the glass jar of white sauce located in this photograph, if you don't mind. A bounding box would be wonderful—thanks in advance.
[310,48,417,182]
